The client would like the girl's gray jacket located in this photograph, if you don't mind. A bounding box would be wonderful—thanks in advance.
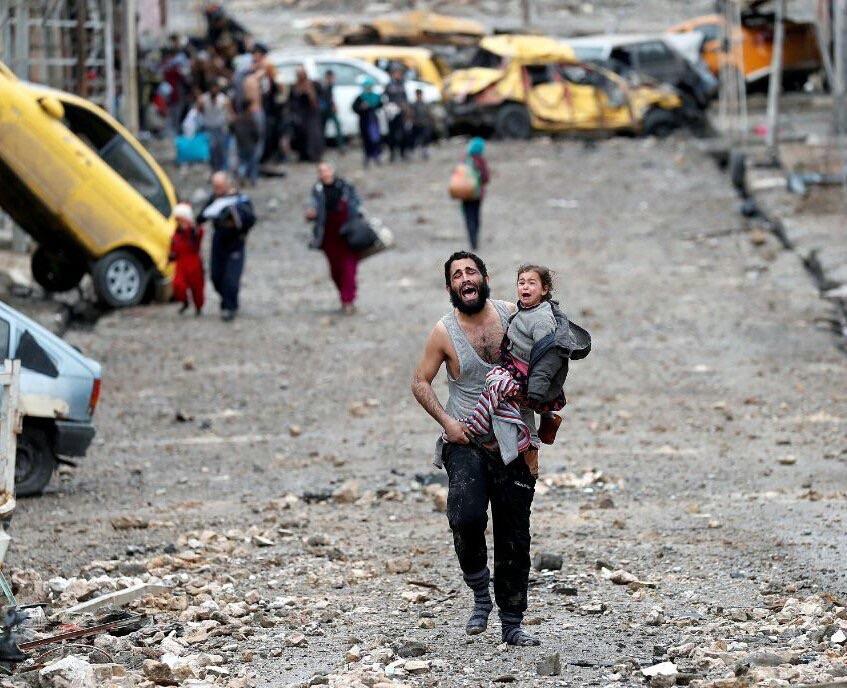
[523,300,592,404]
[308,179,362,249]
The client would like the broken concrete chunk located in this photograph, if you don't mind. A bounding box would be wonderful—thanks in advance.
[536,652,561,676]
[40,655,97,688]
[642,661,678,678]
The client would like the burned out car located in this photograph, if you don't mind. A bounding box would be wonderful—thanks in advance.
[443,35,684,138]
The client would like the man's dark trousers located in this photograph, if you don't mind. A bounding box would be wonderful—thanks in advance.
[210,230,245,312]
[443,443,536,615]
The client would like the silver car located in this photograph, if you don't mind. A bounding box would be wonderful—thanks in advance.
[0,301,101,496]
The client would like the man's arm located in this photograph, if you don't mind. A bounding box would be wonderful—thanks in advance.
[411,322,469,444]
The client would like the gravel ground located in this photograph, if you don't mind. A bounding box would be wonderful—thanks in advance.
[4,135,846,686]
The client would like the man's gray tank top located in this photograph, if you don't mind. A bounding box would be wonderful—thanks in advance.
[433,300,537,467]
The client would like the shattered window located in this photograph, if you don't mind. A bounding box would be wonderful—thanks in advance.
[526,65,554,86]
[470,49,503,69]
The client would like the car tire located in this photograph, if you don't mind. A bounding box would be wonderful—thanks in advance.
[15,427,56,497]
[31,247,86,293]
[495,103,532,139]
[643,108,680,138]
[92,250,149,308]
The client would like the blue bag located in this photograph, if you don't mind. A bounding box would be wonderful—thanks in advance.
[175,133,210,164]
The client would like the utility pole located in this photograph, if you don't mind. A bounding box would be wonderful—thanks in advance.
[120,0,139,131]
[521,0,530,29]
[765,0,785,154]
[835,0,847,133]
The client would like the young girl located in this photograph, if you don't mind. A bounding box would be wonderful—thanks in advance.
[170,203,205,315]
[464,265,566,464]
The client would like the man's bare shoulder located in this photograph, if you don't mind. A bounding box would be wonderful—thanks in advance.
[494,300,517,315]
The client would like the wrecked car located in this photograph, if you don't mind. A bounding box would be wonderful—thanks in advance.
[335,46,449,89]
[0,61,177,308]
[305,10,486,48]
[0,300,101,496]
[443,35,684,138]
[566,33,718,123]
[667,11,821,89]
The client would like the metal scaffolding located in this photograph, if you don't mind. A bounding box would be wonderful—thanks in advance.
[0,0,138,129]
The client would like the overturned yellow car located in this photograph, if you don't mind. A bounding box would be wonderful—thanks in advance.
[443,35,684,138]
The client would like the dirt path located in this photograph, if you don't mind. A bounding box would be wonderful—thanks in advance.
[8,137,847,686]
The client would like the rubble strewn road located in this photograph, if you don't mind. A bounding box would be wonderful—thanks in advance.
[5,137,847,686]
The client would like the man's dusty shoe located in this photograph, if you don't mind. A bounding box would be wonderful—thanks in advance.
[538,413,562,445]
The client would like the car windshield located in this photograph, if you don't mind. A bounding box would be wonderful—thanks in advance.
[61,102,171,218]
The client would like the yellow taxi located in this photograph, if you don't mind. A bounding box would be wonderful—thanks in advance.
[443,35,684,138]
[0,61,176,307]
[336,45,448,88]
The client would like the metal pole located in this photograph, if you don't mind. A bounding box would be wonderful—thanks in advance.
[12,0,29,78]
[0,0,12,71]
[75,0,86,95]
[765,0,785,152]
[104,0,115,115]
[521,0,530,28]
[835,0,847,133]
[120,0,139,130]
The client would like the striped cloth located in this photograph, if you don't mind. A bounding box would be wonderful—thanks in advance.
[464,366,532,456]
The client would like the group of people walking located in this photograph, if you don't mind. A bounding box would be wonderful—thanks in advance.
[351,65,435,167]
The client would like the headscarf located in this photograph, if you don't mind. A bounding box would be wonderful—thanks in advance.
[467,137,486,157]
[359,77,381,108]
[323,178,343,213]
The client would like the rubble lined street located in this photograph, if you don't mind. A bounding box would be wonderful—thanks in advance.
[0,136,844,686]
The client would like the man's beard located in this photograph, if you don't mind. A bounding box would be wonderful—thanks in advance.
[450,281,490,315]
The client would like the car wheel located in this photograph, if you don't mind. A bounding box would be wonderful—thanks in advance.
[92,250,149,308]
[495,103,532,139]
[642,108,680,138]
[31,247,86,293]
[15,427,56,497]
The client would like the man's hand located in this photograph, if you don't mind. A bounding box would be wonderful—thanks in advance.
[443,418,470,445]
[304,207,317,221]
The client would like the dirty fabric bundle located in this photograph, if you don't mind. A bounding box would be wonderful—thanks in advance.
[464,366,532,463]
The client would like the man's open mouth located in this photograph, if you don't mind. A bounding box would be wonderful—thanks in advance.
[461,285,478,299]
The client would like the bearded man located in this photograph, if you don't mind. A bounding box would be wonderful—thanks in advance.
[411,251,541,647]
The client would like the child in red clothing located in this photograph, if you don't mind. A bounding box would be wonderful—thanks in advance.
[170,203,205,315]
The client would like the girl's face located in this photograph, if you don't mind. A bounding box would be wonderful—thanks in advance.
[517,270,548,308]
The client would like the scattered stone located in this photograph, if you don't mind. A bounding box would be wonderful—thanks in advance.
[551,583,578,596]
[110,515,149,530]
[288,425,302,437]
[143,659,175,685]
[404,659,430,674]
[385,557,412,574]
[536,652,561,676]
[779,455,797,465]
[533,552,563,571]
[40,655,97,688]
[832,629,847,644]
[494,674,517,683]
[642,661,678,678]
[345,645,362,663]
[580,601,606,614]
[332,480,361,504]
[395,639,427,658]
[286,633,307,647]
[607,569,638,585]
[646,608,665,626]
